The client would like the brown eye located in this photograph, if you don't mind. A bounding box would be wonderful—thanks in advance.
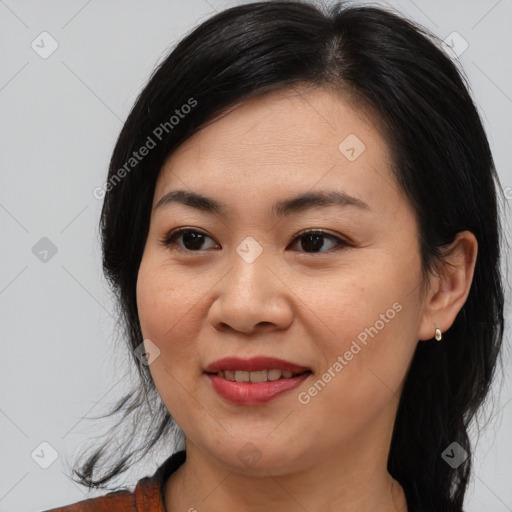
[289,230,350,253]
[159,228,350,254]
[160,228,219,252]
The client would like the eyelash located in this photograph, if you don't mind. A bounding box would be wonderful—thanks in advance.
[158,227,351,254]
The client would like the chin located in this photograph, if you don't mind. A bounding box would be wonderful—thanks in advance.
[202,438,311,477]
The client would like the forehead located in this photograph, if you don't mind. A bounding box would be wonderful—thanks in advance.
[154,85,397,211]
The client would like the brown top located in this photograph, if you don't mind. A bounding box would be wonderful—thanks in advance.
[42,451,186,512]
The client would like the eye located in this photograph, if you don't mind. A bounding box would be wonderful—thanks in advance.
[160,227,350,254]
[159,228,219,252]
[289,229,350,253]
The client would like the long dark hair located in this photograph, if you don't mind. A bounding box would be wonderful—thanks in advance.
[70,2,506,510]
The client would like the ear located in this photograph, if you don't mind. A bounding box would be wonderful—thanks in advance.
[417,231,478,341]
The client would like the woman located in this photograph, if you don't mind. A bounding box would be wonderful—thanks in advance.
[43,1,505,511]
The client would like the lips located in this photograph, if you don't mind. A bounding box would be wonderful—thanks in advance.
[204,356,310,374]
[204,356,312,405]
[216,369,300,382]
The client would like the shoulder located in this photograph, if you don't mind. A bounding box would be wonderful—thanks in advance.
[40,473,159,512]
[41,488,137,512]
[40,451,186,512]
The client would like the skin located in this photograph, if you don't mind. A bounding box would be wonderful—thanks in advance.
[136,84,477,512]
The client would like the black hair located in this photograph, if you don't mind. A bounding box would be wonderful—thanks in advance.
[71,2,506,510]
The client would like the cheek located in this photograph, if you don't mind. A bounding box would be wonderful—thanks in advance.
[298,298,416,443]
[304,249,420,401]
[136,261,206,422]
[137,257,196,339]
[307,249,418,345]
[136,260,205,381]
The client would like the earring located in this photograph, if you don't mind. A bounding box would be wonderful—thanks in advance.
[435,328,442,341]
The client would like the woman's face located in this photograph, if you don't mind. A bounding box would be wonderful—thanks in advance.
[136,85,429,475]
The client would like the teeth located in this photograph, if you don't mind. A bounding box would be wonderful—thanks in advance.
[224,370,235,381]
[215,369,304,382]
[235,370,250,382]
[250,370,267,383]
[267,369,282,381]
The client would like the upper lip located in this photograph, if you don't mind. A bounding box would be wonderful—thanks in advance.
[204,356,310,374]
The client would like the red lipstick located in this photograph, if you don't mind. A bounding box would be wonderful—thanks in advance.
[204,356,311,405]
[204,356,309,374]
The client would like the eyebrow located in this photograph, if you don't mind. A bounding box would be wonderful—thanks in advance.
[154,189,371,217]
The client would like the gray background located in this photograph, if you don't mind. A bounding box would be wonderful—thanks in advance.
[1,1,511,511]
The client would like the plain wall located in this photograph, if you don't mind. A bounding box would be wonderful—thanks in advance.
[1,1,511,510]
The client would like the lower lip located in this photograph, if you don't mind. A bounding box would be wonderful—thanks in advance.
[207,372,311,405]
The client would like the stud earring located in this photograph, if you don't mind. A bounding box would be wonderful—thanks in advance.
[435,328,442,341]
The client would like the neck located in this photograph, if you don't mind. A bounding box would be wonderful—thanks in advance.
[164,423,408,512]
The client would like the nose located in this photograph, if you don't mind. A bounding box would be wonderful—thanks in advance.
[207,245,293,335]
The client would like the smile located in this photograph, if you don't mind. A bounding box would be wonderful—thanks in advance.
[214,369,304,382]
[206,372,311,405]
[204,356,312,404]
